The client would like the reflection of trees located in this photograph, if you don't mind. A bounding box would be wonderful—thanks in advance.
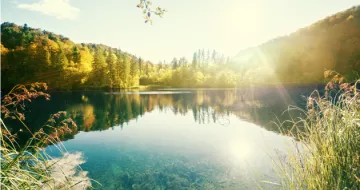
[65,91,239,133]
[67,87,312,135]
[68,104,95,131]
[11,87,314,143]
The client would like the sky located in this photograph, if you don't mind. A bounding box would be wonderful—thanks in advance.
[1,0,359,63]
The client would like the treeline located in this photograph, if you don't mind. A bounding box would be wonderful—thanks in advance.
[1,22,155,90]
[143,6,360,87]
[2,6,360,90]
[1,22,238,90]
[234,5,360,84]
[140,49,237,87]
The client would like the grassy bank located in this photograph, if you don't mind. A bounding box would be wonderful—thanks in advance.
[276,72,360,189]
[0,83,92,189]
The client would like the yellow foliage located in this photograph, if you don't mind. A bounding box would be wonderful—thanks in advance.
[47,40,60,52]
[347,15,354,21]
[79,49,93,73]
[0,43,9,55]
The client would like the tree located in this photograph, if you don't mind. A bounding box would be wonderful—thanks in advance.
[226,56,231,64]
[91,48,107,87]
[179,57,188,67]
[220,55,225,64]
[51,49,68,69]
[197,49,201,65]
[130,57,140,86]
[138,57,143,76]
[212,50,216,64]
[106,49,116,87]
[78,47,93,73]
[192,52,198,69]
[145,61,151,76]
[171,57,178,69]
[201,49,205,66]
[206,49,210,65]
[72,46,81,64]
[119,55,131,88]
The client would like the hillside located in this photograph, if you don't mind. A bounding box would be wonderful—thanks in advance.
[1,6,360,90]
[1,22,156,90]
[233,5,360,84]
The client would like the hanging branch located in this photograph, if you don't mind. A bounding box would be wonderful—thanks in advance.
[137,0,166,24]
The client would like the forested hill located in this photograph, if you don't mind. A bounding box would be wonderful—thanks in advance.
[233,5,360,84]
[1,22,152,90]
[0,22,244,89]
[1,6,360,90]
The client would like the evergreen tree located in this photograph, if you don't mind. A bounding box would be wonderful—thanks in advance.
[171,57,178,69]
[179,57,187,67]
[119,54,131,88]
[130,57,140,86]
[226,57,231,64]
[192,52,198,69]
[206,49,210,66]
[138,57,143,76]
[72,46,81,64]
[91,48,107,86]
[106,49,116,87]
[220,55,225,64]
[197,49,201,66]
[51,49,68,69]
[212,50,216,64]
[201,49,205,66]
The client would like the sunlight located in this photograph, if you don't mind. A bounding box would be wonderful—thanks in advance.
[222,0,265,52]
[229,140,253,163]
[254,47,293,105]
[2,1,359,189]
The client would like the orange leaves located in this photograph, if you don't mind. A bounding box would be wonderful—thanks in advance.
[1,83,50,121]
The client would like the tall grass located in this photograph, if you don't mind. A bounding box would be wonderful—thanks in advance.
[1,83,92,189]
[275,71,360,189]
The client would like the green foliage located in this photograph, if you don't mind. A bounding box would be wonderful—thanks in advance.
[136,0,166,24]
[139,49,239,88]
[1,23,143,90]
[119,54,132,88]
[233,6,360,85]
[130,56,140,87]
[2,6,359,90]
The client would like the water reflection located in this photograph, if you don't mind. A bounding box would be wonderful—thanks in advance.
[58,107,296,189]
[81,87,310,131]
[5,87,315,189]
[9,86,315,145]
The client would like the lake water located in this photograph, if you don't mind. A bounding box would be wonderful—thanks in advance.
[16,86,317,189]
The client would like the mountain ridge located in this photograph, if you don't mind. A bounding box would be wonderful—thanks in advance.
[233,5,360,83]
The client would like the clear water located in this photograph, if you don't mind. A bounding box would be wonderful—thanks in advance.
[19,87,316,189]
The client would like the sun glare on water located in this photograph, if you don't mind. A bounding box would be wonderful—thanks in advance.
[229,140,253,164]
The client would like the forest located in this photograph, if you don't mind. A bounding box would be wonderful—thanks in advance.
[1,2,360,190]
[1,6,360,90]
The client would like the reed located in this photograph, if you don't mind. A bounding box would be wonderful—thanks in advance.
[275,71,360,189]
[1,83,92,189]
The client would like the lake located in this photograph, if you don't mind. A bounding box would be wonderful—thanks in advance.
[15,86,317,189]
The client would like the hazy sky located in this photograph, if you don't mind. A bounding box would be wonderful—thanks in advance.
[2,0,359,62]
